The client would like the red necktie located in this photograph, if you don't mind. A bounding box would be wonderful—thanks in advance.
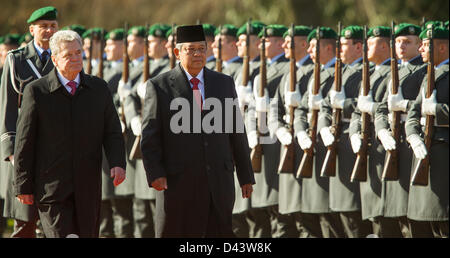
[190,77,203,110]
[67,81,77,96]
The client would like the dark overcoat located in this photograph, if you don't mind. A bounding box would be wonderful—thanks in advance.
[140,63,255,237]
[13,68,126,237]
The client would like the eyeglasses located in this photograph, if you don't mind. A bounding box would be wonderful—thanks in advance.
[183,47,207,55]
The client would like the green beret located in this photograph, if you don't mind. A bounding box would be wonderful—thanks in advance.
[419,26,449,40]
[202,24,217,37]
[445,21,449,29]
[368,26,391,38]
[307,27,338,42]
[82,27,107,39]
[148,23,171,39]
[166,25,178,38]
[341,25,363,40]
[236,21,266,37]
[394,23,421,37]
[258,24,288,38]
[283,25,312,38]
[128,26,146,38]
[0,36,4,45]
[2,33,21,46]
[19,32,33,45]
[215,24,239,37]
[62,24,87,38]
[105,28,125,40]
[27,6,57,24]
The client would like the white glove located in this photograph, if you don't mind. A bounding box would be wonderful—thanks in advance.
[308,92,323,110]
[247,130,258,149]
[407,134,427,160]
[9,155,14,166]
[350,134,362,154]
[285,90,302,108]
[329,89,346,109]
[137,82,147,100]
[120,120,126,133]
[130,116,142,136]
[297,131,312,150]
[275,127,292,145]
[388,89,408,112]
[357,92,375,114]
[378,128,396,151]
[255,95,270,112]
[320,126,335,147]
[421,89,437,116]
[117,80,132,101]
[236,85,253,106]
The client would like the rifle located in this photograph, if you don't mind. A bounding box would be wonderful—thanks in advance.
[350,26,370,182]
[120,22,129,129]
[240,18,252,115]
[296,26,321,179]
[97,29,105,79]
[170,23,176,69]
[250,26,267,173]
[130,23,150,160]
[381,21,400,181]
[86,31,94,75]
[216,25,223,73]
[320,21,342,177]
[410,27,434,186]
[278,23,296,174]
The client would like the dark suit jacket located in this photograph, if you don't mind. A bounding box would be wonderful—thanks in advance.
[13,68,126,237]
[140,63,255,237]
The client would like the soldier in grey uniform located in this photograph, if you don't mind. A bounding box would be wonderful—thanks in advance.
[268,26,315,237]
[231,21,265,237]
[82,27,106,76]
[212,24,242,79]
[203,24,217,70]
[116,25,151,238]
[124,24,171,238]
[294,27,346,238]
[405,25,448,238]
[246,24,289,237]
[371,23,426,237]
[318,25,372,238]
[349,26,397,237]
[0,33,21,238]
[0,6,58,237]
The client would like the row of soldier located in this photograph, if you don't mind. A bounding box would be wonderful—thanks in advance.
[0,7,448,238]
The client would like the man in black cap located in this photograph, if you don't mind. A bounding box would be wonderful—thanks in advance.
[140,25,255,237]
[0,6,58,238]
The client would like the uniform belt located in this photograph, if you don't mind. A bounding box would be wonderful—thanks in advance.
[341,118,351,123]
[420,117,449,128]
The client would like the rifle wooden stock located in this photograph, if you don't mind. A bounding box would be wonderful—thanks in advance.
[251,27,267,173]
[87,35,93,75]
[120,23,129,129]
[97,30,104,79]
[296,26,321,179]
[382,21,400,181]
[216,26,223,73]
[350,26,370,182]
[321,22,342,178]
[170,24,176,69]
[129,23,150,160]
[411,28,435,186]
[278,24,296,174]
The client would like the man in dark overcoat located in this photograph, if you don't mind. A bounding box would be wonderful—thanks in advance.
[13,30,126,238]
[140,25,255,238]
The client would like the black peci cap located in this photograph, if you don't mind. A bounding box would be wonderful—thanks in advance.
[176,25,206,43]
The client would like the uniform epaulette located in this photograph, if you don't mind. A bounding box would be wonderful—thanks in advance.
[7,47,25,55]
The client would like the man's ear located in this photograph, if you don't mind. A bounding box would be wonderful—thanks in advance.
[173,47,180,59]
[29,25,35,37]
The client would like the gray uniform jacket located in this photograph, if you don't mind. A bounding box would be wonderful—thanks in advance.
[405,62,448,221]
[268,57,314,214]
